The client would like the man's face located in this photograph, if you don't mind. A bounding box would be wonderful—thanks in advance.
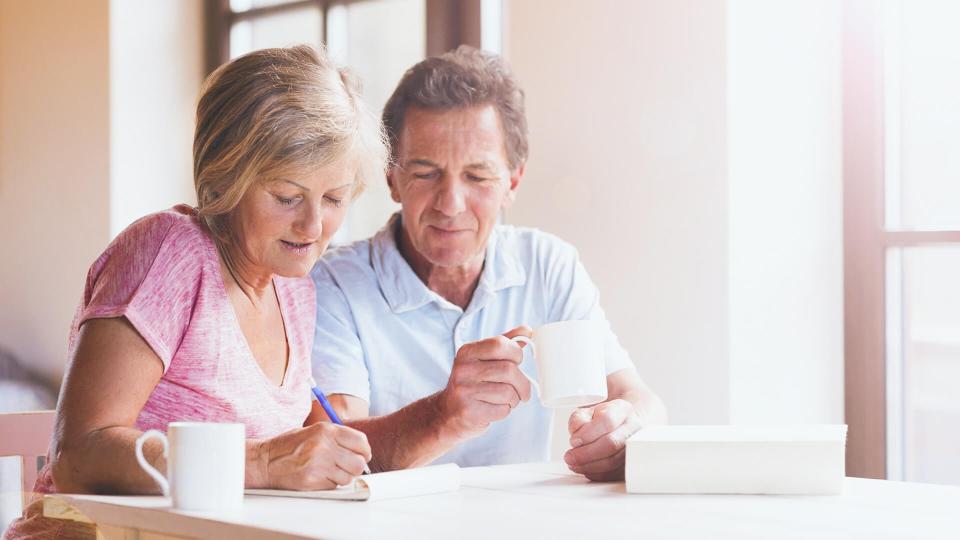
[388,105,523,269]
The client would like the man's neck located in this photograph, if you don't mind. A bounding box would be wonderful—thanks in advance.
[396,224,483,310]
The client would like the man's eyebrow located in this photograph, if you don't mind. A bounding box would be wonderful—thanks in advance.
[465,161,497,172]
[405,158,439,168]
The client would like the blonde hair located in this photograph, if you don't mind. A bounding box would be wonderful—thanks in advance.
[193,45,386,242]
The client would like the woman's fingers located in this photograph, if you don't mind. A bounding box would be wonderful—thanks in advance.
[332,424,372,462]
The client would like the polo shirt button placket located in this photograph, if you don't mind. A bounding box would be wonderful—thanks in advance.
[453,327,461,350]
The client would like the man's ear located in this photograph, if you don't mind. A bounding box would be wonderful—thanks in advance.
[386,168,402,203]
[502,162,525,209]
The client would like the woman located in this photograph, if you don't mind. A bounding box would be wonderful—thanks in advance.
[5,45,386,539]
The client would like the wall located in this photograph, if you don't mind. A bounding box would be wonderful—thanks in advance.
[110,0,203,235]
[726,0,844,424]
[504,0,731,425]
[0,1,112,385]
[0,1,204,385]
[504,0,845,438]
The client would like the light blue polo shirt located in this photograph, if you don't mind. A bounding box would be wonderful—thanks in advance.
[310,213,634,467]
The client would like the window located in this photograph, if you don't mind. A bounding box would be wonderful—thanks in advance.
[844,0,960,483]
[228,1,325,59]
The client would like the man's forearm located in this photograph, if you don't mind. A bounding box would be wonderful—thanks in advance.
[607,369,668,425]
[616,387,668,425]
[345,392,465,472]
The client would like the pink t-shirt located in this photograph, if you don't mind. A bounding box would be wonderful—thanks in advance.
[73,204,314,438]
[5,205,314,540]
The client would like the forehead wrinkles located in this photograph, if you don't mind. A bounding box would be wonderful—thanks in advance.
[401,131,504,169]
[399,106,507,163]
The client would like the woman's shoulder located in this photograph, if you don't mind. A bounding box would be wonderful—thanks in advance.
[115,205,209,250]
[86,206,215,295]
[73,206,219,369]
[103,205,211,262]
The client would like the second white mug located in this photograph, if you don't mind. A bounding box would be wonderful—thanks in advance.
[135,422,245,511]
[512,320,608,408]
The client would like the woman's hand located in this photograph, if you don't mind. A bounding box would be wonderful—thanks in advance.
[255,422,372,490]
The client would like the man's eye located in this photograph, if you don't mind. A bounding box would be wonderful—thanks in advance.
[467,174,491,182]
[413,171,440,180]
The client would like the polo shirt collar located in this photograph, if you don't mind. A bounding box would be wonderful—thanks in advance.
[371,213,526,314]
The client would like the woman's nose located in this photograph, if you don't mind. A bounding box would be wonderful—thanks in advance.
[295,201,324,239]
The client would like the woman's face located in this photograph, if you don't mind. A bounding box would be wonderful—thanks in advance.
[229,160,358,279]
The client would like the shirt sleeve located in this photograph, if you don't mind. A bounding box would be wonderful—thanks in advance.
[544,239,635,375]
[77,215,203,373]
[310,262,371,403]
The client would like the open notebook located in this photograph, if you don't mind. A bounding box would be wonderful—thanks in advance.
[245,463,460,502]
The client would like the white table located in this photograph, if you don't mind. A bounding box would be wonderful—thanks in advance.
[44,462,960,539]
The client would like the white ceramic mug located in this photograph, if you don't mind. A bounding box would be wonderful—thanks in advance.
[135,422,245,511]
[512,320,608,408]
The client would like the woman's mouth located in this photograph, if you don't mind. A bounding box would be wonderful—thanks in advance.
[280,240,315,255]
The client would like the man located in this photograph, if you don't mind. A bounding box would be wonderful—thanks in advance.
[311,46,666,481]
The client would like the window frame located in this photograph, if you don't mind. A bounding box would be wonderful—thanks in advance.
[843,0,960,480]
[203,0,483,76]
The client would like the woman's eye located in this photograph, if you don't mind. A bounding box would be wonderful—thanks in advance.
[324,196,344,208]
[274,194,300,206]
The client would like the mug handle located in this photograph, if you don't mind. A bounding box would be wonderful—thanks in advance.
[135,429,170,497]
[510,336,541,398]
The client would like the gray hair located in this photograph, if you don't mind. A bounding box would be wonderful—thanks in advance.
[382,45,528,170]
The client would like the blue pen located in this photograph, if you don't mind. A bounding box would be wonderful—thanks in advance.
[309,377,372,474]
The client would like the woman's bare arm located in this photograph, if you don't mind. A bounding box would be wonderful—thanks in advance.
[52,317,174,494]
[51,317,371,494]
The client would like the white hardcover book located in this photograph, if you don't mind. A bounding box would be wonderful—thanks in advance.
[625,425,847,495]
[245,463,460,501]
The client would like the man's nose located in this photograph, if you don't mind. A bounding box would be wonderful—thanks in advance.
[432,175,467,216]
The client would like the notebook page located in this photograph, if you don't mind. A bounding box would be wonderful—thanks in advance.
[245,483,368,500]
[358,463,460,501]
[244,463,460,501]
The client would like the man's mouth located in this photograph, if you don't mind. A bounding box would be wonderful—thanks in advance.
[428,225,469,234]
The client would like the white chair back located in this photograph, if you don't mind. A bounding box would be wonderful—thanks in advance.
[0,410,56,510]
